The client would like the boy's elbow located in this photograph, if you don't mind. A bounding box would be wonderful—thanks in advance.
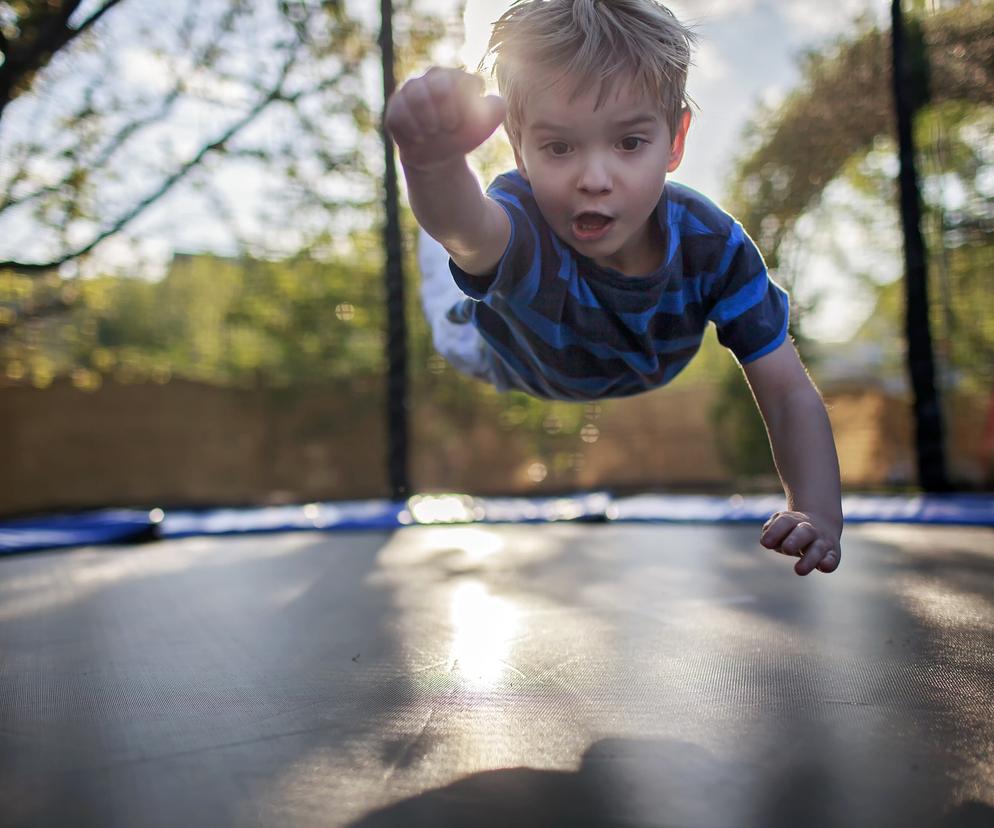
[444,200,511,276]
[773,381,829,424]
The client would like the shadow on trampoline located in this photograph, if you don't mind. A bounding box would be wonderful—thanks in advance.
[352,737,994,828]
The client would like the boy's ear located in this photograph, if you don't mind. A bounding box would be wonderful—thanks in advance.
[666,109,692,173]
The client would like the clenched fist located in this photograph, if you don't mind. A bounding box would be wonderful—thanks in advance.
[386,67,507,170]
[761,510,842,576]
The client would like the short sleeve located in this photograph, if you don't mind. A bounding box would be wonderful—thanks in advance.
[707,222,790,364]
[448,173,542,301]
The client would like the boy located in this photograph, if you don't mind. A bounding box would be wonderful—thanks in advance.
[385,0,843,576]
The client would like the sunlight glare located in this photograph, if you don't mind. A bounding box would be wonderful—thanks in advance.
[407,493,484,524]
[459,1,513,73]
[448,580,520,689]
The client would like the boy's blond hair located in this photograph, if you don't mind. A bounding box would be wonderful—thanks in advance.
[482,0,696,146]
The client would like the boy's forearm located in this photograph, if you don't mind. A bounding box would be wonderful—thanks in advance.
[403,157,508,274]
[764,386,843,533]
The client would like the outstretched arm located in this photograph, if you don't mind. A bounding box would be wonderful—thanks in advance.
[741,339,844,576]
[385,67,510,276]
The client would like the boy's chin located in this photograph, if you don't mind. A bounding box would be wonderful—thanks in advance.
[564,235,614,260]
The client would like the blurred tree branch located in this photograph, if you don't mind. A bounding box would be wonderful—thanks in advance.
[4,39,308,274]
[0,0,127,121]
[0,0,398,274]
[0,3,205,216]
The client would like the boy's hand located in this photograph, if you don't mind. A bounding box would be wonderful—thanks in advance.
[760,510,842,576]
[386,68,506,170]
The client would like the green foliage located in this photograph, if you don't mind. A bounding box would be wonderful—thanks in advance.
[0,243,387,389]
[915,103,994,395]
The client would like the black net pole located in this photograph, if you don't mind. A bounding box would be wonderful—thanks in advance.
[379,0,410,500]
[891,0,949,492]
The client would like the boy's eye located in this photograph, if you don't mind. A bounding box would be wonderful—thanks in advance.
[545,142,570,156]
[619,136,644,151]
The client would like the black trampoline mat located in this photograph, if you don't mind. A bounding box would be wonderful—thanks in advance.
[1,522,993,827]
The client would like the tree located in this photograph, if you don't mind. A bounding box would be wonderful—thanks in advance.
[0,0,447,346]
[718,1,993,484]
[1,241,390,389]
[0,1,127,122]
[726,2,992,271]
[0,1,383,276]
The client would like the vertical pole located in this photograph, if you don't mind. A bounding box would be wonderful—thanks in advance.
[890,0,949,492]
[379,0,410,500]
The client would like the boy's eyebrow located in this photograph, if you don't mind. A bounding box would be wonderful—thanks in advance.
[612,113,661,129]
[528,113,660,133]
[529,119,571,134]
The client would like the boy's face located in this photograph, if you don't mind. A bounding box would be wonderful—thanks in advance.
[512,71,689,276]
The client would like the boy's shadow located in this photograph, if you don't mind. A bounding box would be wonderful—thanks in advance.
[351,737,711,828]
[350,737,994,828]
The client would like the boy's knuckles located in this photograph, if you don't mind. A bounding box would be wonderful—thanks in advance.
[426,72,453,99]
[404,81,432,108]
[406,90,440,132]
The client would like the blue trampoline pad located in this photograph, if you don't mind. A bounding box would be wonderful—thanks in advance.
[0,509,160,554]
[3,493,993,555]
[1,521,992,826]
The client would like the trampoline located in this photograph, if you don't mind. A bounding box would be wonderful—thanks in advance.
[2,2,993,826]
[2,514,993,827]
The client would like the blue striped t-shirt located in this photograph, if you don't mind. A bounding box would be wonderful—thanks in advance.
[449,170,789,401]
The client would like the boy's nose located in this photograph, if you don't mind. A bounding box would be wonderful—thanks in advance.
[577,156,612,194]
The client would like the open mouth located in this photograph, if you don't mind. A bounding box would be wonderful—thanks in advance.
[572,212,614,241]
